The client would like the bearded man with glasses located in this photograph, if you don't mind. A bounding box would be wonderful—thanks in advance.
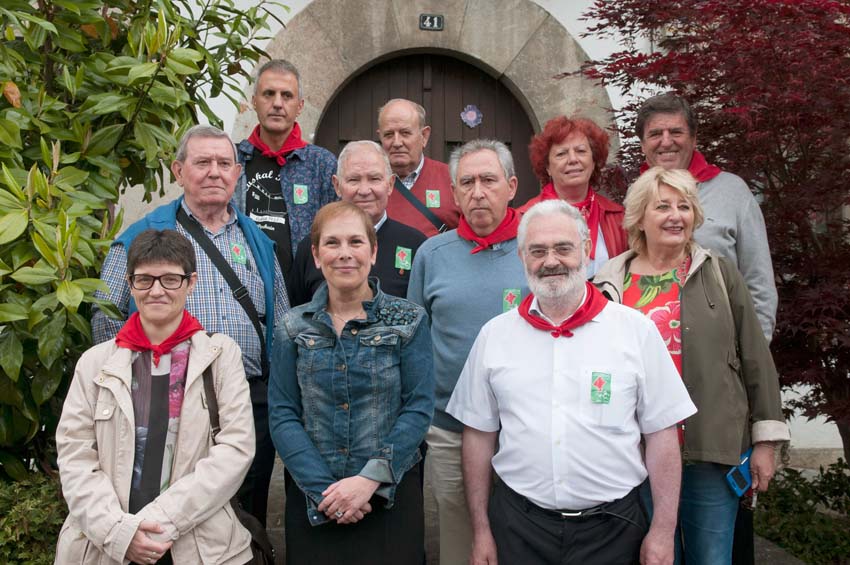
[92,124,289,529]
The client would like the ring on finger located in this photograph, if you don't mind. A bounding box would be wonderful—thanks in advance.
[335,510,344,518]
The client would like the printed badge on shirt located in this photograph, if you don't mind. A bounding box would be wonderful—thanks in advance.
[293,184,309,205]
[231,243,247,265]
[395,246,412,270]
[590,372,611,404]
[425,189,440,208]
[502,288,521,312]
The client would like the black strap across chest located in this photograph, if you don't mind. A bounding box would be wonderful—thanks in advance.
[176,207,268,379]
[393,176,447,233]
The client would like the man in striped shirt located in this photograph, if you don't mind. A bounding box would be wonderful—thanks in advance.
[92,125,289,529]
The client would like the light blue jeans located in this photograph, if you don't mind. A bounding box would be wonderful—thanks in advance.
[641,462,739,564]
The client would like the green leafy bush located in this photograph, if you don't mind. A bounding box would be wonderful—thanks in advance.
[0,0,283,480]
[755,459,850,564]
[0,472,65,564]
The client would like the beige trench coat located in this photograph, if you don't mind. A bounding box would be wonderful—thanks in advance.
[55,332,255,565]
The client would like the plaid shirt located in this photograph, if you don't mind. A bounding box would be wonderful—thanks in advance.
[92,203,289,378]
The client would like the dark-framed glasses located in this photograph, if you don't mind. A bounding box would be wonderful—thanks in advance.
[128,273,191,290]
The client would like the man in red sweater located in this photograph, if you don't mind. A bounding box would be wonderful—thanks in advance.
[377,98,460,237]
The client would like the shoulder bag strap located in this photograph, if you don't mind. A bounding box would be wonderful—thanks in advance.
[177,207,268,379]
[202,364,221,440]
[709,255,740,355]
[393,176,447,233]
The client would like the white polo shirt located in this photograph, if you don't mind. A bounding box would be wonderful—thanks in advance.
[447,298,697,511]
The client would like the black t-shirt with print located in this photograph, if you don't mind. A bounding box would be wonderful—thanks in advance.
[244,153,293,275]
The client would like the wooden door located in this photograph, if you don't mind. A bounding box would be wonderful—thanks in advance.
[315,54,540,205]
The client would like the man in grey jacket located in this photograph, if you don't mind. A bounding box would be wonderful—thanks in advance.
[636,92,777,340]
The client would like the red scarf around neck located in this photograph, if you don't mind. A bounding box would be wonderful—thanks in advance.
[518,282,607,338]
[538,183,602,259]
[248,122,308,167]
[115,310,204,367]
[457,207,520,254]
[639,150,722,183]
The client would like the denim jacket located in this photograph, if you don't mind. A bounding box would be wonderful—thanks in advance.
[268,278,434,526]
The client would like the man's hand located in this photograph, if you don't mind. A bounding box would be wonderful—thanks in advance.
[318,476,380,524]
[750,442,776,492]
[640,525,674,565]
[470,528,498,565]
[125,520,173,564]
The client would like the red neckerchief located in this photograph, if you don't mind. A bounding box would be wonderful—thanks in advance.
[247,122,308,167]
[457,207,520,254]
[116,310,204,367]
[536,183,602,259]
[639,150,722,182]
[517,282,607,338]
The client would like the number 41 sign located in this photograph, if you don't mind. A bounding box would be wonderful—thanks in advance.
[419,14,444,31]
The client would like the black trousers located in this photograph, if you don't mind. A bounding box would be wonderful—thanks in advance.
[490,479,648,565]
[285,465,424,565]
[237,378,275,527]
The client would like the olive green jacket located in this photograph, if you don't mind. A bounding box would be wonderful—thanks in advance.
[594,244,789,466]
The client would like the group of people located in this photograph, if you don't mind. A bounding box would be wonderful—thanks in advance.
[53,57,788,565]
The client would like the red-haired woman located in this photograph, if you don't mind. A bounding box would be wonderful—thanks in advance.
[519,116,627,277]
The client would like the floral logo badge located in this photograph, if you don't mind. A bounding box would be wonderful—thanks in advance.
[461,104,483,128]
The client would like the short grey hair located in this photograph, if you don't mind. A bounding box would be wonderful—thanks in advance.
[337,140,392,179]
[517,199,589,253]
[377,98,427,129]
[254,59,302,100]
[449,139,515,186]
[174,125,237,162]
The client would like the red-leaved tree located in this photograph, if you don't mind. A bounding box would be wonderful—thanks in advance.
[580,0,850,461]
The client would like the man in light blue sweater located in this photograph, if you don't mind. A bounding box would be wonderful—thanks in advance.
[408,139,528,565]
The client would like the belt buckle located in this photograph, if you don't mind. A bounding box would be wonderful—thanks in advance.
[559,510,583,518]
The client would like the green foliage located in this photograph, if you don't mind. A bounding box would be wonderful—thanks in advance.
[0,472,66,564]
[0,0,283,479]
[755,460,850,564]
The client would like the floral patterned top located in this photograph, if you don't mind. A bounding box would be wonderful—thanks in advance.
[623,258,691,442]
[622,258,690,374]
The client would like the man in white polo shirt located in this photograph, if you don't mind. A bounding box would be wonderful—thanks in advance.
[447,200,696,565]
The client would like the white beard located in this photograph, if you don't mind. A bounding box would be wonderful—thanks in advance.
[526,261,588,300]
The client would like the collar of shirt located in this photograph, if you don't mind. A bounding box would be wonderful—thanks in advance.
[528,285,589,326]
[374,211,388,232]
[181,199,237,234]
[400,155,426,189]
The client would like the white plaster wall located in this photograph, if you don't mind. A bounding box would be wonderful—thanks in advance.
[174,0,843,453]
[206,0,642,135]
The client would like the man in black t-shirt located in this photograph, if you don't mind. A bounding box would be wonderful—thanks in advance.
[234,59,338,278]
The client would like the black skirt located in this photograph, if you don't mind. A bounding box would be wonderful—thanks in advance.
[284,465,424,565]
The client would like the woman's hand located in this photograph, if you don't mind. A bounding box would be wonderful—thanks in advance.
[125,520,173,564]
[750,442,777,492]
[318,476,380,524]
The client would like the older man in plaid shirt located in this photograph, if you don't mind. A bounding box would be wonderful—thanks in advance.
[92,125,289,529]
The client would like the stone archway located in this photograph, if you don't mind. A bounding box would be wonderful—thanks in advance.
[232,0,616,151]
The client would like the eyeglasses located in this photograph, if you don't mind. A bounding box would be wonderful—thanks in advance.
[527,245,577,259]
[128,273,191,290]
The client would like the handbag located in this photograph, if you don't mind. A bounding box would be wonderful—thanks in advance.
[202,360,276,565]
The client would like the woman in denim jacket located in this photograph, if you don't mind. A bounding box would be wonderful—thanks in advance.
[269,201,434,564]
